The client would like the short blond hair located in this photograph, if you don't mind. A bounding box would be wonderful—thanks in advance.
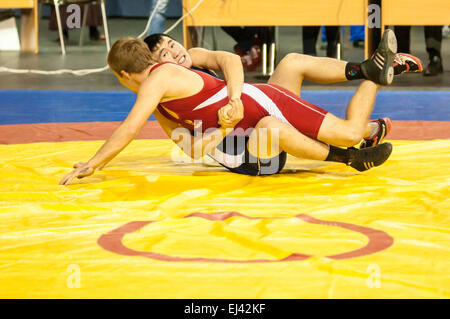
[107,37,154,75]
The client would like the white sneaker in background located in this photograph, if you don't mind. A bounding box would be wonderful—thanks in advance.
[0,17,20,51]
[443,26,450,39]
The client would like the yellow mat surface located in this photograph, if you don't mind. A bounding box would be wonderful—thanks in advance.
[0,139,449,298]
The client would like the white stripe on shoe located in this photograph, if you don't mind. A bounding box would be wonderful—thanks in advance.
[376,52,385,61]
[374,55,385,69]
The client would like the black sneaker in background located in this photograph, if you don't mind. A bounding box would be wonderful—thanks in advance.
[353,40,364,48]
[423,55,443,76]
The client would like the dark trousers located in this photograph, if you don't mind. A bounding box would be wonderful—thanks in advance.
[394,26,442,58]
[221,27,272,52]
[49,4,103,31]
[302,26,339,57]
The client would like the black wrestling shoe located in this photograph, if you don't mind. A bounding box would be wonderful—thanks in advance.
[423,55,443,77]
[348,143,393,172]
[361,29,397,85]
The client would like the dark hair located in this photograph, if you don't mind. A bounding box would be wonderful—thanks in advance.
[143,33,175,53]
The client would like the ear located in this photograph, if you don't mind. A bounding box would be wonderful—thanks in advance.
[120,70,131,79]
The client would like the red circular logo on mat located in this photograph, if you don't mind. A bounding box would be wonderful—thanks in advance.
[97,212,393,262]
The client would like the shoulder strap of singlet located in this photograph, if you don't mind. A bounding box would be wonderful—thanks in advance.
[191,66,219,79]
[150,62,220,80]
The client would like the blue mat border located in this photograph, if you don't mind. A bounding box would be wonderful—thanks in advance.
[0,90,448,125]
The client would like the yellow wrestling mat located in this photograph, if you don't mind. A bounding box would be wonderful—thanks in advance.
[0,139,449,298]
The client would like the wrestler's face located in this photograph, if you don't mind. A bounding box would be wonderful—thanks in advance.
[152,36,192,68]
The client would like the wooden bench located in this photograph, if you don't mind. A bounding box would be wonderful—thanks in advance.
[0,0,38,53]
[182,0,371,59]
[183,0,450,62]
[382,0,450,28]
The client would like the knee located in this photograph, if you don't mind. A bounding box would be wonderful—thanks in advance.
[254,116,290,143]
[255,116,278,129]
[253,116,284,141]
[340,128,364,147]
[281,53,305,66]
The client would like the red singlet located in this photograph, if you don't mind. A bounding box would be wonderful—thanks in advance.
[153,62,328,139]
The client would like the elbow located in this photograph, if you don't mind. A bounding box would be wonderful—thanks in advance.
[231,54,242,65]
[123,124,139,140]
[222,53,242,67]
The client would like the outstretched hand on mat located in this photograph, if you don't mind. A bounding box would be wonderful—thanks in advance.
[73,161,106,170]
[218,98,244,128]
[59,162,95,185]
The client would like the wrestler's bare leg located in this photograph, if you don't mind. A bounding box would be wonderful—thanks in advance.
[246,115,393,172]
[267,31,407,97]
[247,116,329,161]
[317,80,378,147]
[267,54,376,144]
[267,53,348,96]
[268,30,401,147]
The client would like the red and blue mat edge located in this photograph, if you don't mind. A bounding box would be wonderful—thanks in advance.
[1,120,449,145]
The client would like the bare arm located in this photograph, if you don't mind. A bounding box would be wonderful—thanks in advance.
[189,47,244,103]
[59,70,169,185]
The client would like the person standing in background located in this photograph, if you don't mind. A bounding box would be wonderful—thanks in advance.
[145,1,264,71]
[303,26,339,58]
[147,0,170,35]
[221,27,266,71]
[49,3,105,41]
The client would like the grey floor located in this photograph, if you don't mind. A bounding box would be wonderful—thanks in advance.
[0,17,449,91]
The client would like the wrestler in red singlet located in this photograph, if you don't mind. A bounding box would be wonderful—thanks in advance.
[154,62,328,139]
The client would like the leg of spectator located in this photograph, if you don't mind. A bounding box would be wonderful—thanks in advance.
[325,26,339,58]
[49,4,69,41]
[148,0,170,35]
[424,26,442,57]
[221,27,256,52]
[394,26,411,54]
[423,26,443,76]
[239,27,260,51]
[221,27,245,48]
[222,27,262,71]
[302,26,320,56]
[86,4,105,41]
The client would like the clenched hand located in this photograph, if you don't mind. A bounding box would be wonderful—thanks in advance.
[218,98,244,128]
